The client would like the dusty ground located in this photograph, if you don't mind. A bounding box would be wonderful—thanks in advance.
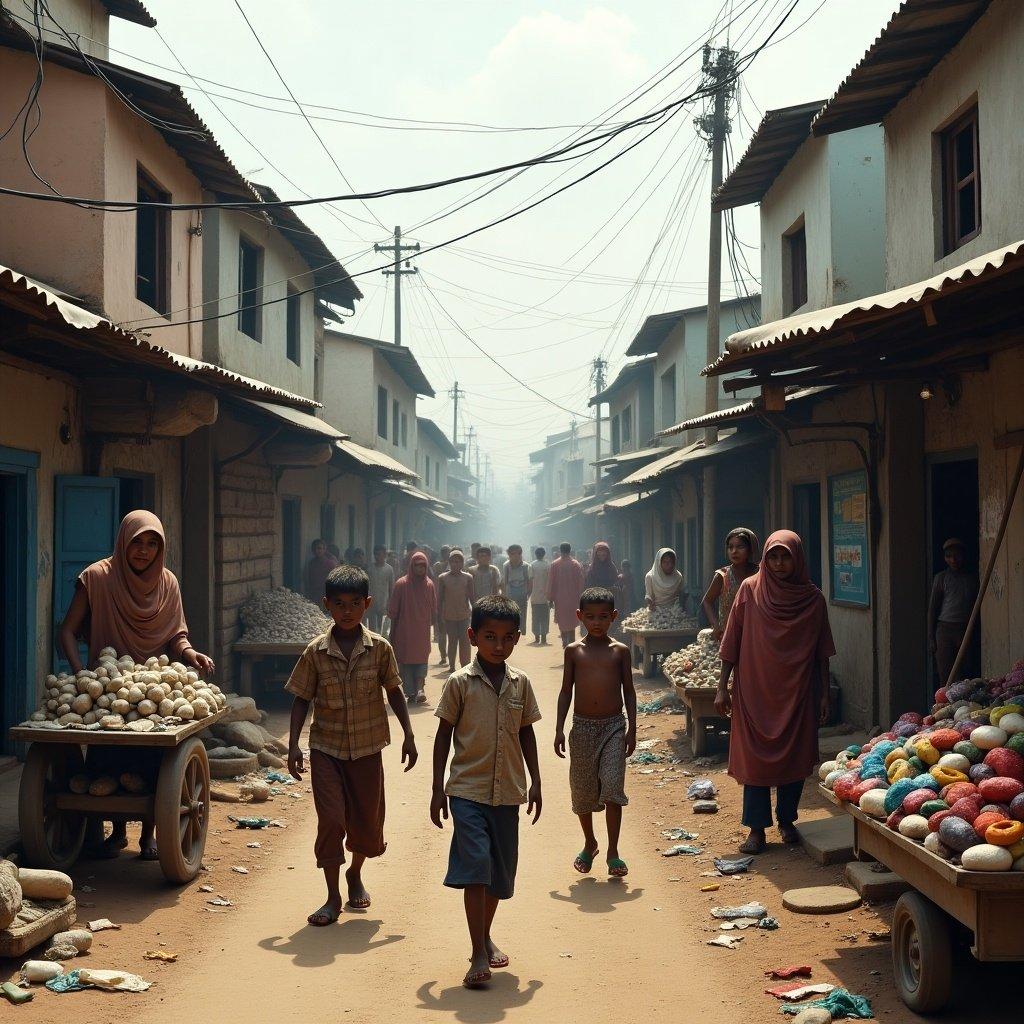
[2,641,1015,1022]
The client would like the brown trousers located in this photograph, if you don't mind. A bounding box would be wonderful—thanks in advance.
[310,748,386,868]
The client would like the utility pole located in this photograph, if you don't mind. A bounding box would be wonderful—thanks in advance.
[465,425,475,469]
[374,226,420,346]
[696,43,737,589]
[484,453,491,504]
[474,438,482,502]
[591,357,608,482]
[448,381,465,449]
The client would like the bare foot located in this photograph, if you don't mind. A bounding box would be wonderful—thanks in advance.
[307,898,342,926]
[463,954,492,988]
[486,937,509,969]
[738,828,766,855]
[345,868,371,909]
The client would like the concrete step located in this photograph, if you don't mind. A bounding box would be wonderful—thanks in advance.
[844,859,911,901]
[796,814,855,865]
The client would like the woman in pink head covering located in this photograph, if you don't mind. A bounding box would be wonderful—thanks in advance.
[58,510,215,859]
[715,530,835,854]
[387,551,437,705]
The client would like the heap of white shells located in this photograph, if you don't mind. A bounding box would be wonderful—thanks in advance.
[662,628,721,689]
[239,586,329,643]
[621,605,699,633]
[21,647,227,731]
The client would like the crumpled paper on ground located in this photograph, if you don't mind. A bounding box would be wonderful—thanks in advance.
[766,982,835,1001]
[707,935,743,949]
[46,969,151,993]
[780,989,873,1019]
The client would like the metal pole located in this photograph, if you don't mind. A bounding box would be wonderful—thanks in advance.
[392,226,402,346]
[452,381,460,447]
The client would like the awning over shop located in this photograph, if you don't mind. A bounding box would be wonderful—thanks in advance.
[384,479,436,503]
[234,398,346,440]
[704,239,1024,391]
[333,439,418,480]
[659,387,834,435]
[602,488,660,511]
[593,445,672,468]
[616,432,769,487]
[430,509,461,525]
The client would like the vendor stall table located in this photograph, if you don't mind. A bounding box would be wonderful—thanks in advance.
[232,640,309,697]
[820,785,1024,1014]
[671,679,729,756]
[627,627,700,678]
[10,708,226,885]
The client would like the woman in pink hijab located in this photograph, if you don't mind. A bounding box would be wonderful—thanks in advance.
[716,531,835,854]
[58,510,215,859]
[388,551,437,705]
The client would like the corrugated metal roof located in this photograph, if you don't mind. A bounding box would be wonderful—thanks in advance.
[0,264,320,410]
[705,238,1024,378]
[333,439,417,480]
[603,489,660,511]
[712,101,825,211]
[812,0,993,137]
[624,296,759,357]
[659,387,834,435]
[430,509,461,525]
[103,1,156,27]
[616,432,768,487]
[234,399,346,441]
[593,444,669,468]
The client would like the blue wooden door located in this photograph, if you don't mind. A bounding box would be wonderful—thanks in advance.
[53,476,120,671]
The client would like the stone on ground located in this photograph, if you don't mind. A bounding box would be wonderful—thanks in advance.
[844,859,911,900]
[782,884,862,914]
[796,816,855,864]
[792,1008,833,1024]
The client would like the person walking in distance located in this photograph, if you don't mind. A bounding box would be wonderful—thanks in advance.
[388,552,438,705]
[366,545,394,634]
[286,565,417,925]
[617,559,637,618]
[431,596,542,989]
[549,542,585,647]
[554,587,637,878]
[438,550,475,668]
[305,539,339,604]
[502,544,531,615]
[469,546,502,599]
[433,546,452,666]
[529,546,551,645]
[715,531,835,854]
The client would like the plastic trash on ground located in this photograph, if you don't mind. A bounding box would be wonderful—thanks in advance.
[661,828,699,841]
[711,901,768,920]
[687,778,717,800]
[780,988,873,1019]
[713,855,754,874]
[662,843,703,857]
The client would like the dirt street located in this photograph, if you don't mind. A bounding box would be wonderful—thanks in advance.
[3,640,1016,1022]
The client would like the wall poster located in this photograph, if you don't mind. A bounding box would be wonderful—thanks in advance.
[828,470,870,607]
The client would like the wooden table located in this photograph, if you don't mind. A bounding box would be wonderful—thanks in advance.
[10,708,226,885]
[626,626,700,678]
[672,680,729,756]
[820,785,1024,1013]
[231,640,310,697]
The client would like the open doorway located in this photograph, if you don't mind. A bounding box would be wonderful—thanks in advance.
[792,482,823,589]
[927,452,980,682]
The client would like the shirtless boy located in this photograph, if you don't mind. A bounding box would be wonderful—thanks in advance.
[554,586,637,878]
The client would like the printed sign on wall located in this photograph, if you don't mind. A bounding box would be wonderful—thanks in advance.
[828,470,870,607]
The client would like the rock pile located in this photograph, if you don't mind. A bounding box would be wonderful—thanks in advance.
[239,587,330,643]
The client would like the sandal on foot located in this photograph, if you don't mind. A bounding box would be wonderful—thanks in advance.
[307,904,341,926]
[415,691,428,705]
[463,968,492,989]
[573,847,599,873]
[738,833,767,855]
[489,953,510,969]
[607,857,629,878]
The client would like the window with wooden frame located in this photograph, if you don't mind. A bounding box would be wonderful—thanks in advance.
[401,413,408,449]
[941,105,981,254]
[621,405,633,445]
[238,236,264,340]
[611,416,621,455]
[377,386,388,438]
[136,167,169,314]
[784,223,807,314]
[286,286,301,364]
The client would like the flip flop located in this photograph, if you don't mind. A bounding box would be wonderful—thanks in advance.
[738,834,767,855]
[573,847,599,873]
[307,904,341,927]
[463,968,492,989]
[607,857,629,878]
[489,952,510,969]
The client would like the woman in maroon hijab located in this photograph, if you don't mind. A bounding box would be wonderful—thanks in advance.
[715,531,835,854]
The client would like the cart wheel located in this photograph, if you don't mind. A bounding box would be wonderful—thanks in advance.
[892,892,952,1013]
[155,738,210,884]
[19,744,87,871]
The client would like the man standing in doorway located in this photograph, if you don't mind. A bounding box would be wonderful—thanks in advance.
[928,538,980,685]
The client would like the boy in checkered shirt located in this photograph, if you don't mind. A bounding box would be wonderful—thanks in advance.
[286,565,417,926]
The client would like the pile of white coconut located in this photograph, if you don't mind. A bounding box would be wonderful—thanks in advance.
[621,605,700,633]
[20,647,228,732]
[239,586,329,644]
[662,628,721,689]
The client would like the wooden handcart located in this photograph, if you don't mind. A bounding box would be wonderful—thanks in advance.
[627,626,700,678]
[232,640,309,698]
[671,680,729,756]
[821,786,1024,1014]
[10,708,226,885]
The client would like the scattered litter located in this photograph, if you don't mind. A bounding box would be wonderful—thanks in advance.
[686,778,717,800]
[780,988,872,1019]
[661,828,699,841]
[246,842,261,849]
[700,883,720,892]
[268,820,287,828]
[636,739,658,750]
[77,969,151,993]
[143,950,178,963]
[629,751,666,766]
[87,919,119,933]
[707,935,743,949]
[231,866,249,874]
[559,953,572,959]
[198,884,214,893]
[719,918,762,931]
[262,770,294,784]
[662,843,702,857]
[45,971,87,993]
[207,898,232,907]
[865,929,891,941]
[765,966,812,980]
[693,800,720,814]
[21,962,65,984]
[2,981,32,1004]
[637,693,681,714]
[711,902,767,920]
[759,918,780,930]
[766,983,836,1002]
[228,816,272,829]
[713,855,754,875]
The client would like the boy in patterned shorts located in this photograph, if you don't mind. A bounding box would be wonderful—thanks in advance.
[554,586,637,878]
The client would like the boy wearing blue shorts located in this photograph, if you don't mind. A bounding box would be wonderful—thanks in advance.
[431,595,542,989]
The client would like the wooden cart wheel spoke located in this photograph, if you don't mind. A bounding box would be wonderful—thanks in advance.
[157,738,210,884]
[18,744,87,871]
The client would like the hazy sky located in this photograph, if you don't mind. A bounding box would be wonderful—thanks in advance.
[104,0,895,518]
